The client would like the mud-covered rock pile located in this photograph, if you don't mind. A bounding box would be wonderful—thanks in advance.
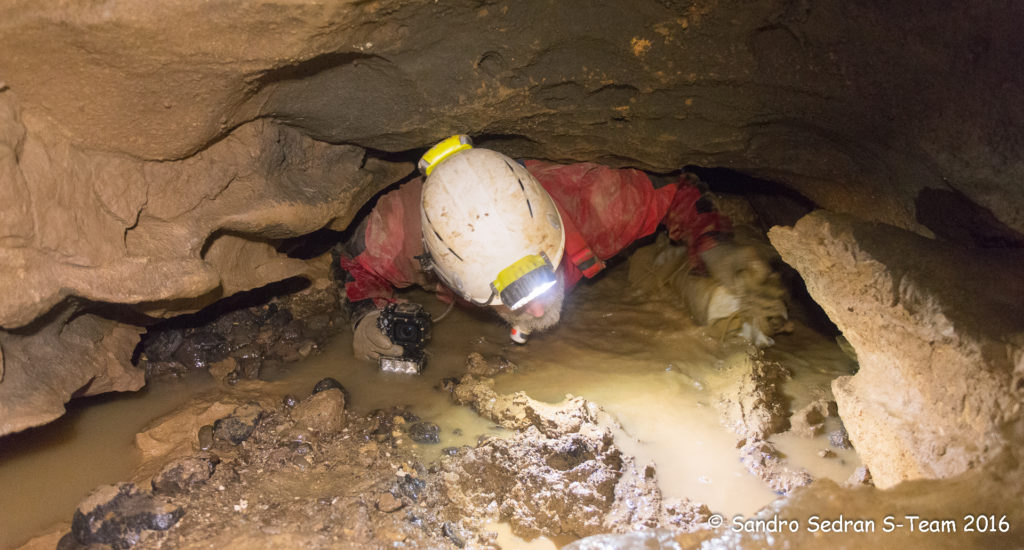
[712,351,815,495]
[44,353,717,549]
[428,354,710,541]
[56,380,458,549]
[137,279,346,382]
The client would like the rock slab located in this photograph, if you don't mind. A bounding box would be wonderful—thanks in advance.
[769,211,1024,488]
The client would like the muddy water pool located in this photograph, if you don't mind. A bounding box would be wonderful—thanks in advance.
[488,267,861,515]
[0,262,859,549]
[0,377,212,548]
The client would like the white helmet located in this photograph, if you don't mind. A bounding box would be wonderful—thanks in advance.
[419,135,565,309]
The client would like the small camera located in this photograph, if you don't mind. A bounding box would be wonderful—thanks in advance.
[377,302,432,374]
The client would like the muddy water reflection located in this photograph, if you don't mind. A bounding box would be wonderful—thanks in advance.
[266,300,512,463]
[489,267,860,516]
[0,377,212,549]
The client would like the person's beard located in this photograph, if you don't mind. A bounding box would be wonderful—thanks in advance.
[494,271,566,334]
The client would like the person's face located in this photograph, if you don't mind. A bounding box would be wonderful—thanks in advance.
[491,271,566,334]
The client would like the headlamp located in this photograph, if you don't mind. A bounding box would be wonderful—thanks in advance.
[491,252,557,310]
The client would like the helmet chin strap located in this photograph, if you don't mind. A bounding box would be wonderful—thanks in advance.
[464,290,496,308]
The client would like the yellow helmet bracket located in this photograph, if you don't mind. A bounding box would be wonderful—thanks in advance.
[418,134,473,176]
[491,252,557,310]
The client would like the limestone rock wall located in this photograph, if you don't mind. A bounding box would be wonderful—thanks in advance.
[3,1,1024,234]
[0,93,411,434]
[769,211,1024,488]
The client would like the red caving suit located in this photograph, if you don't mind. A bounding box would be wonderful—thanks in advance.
[339,161,729,307]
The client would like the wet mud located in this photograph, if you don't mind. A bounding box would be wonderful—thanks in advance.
[45,354,714,549]
[9,241,879,549]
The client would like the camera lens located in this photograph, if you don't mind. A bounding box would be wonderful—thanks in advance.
[396,322,417,341]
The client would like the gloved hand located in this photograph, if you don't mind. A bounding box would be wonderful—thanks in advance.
[352,309,403,362]
[699,242,771,295]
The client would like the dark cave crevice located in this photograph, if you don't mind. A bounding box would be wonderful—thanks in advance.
[130,276,312,367]
[685,165,819,229]
[915,187,1024,249]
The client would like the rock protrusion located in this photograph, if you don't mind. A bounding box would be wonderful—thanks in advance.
[716,352,792,442]
[291,388,346,434]
[789,397,839,438]
[151,454,219,494]
[770,211,1024,488]
[213,403,264,445]
[69,483,184,549]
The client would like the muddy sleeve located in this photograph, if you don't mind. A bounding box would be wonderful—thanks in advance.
[338,255,392,324]
[337,178,444,325]
[662,174,733,266]
[336,181,423,316]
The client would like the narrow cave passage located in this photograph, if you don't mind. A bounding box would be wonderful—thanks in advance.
[2,1,1024,548]
[2,162,864,549]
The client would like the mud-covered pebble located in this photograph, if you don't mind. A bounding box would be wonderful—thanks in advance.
[407,422,440,444]
[829,427,852,449]
[442,522,465,548]
[70,483,184,549]
[436,377,460,393]
[845,466,873,487]
[397,474,426,501]
[197,425,215,451]
[280,427,311,444]
[464,352,517,377]
[265,307,293,329]
[152,454,219,494]
[213,403,263,445]
[465,352,497,376]
[208,357,237,381]
[305,314,331,333]
[56,533,79,550]
[292,388,346,434]
[312,377,350,402]
[376,492,404,512]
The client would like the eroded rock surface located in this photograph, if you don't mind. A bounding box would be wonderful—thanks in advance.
[0,102,408,434]
[0,309,145,435]
[769,211,1024,488]
[4,1,1024,238]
